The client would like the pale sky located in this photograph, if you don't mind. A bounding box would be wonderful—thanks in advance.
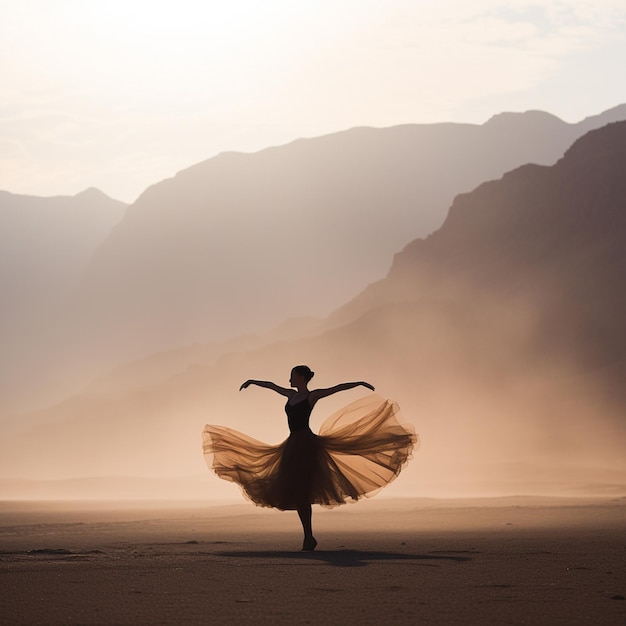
[1,0,625,203]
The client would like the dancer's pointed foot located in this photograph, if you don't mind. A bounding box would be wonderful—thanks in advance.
[302,537,317,551]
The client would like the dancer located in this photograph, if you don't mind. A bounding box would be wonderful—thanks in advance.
[202,365,417,551]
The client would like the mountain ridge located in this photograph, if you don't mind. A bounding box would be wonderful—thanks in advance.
[3,105,626,418]
[328,121,626,377]
[1,121,624,494]
[54,106,626,368]
[0,188,128,415]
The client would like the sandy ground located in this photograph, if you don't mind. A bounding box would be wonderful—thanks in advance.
[1,496,625,625]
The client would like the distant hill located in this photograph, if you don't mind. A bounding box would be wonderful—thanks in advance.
[0,188,127,414]
[0,188,126,310]
[28,105,626,402]
[1,122,624,497]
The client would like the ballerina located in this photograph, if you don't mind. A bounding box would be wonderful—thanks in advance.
[202,365,417,551]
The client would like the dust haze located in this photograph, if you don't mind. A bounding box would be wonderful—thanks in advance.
[0,274,623,502]
[1,117,625,502]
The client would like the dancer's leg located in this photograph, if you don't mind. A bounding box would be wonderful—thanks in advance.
[297,505,317,550]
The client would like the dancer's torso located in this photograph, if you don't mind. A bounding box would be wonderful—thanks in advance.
[285,397,313,432]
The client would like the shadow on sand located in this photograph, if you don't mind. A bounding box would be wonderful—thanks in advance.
[216,549,472,568]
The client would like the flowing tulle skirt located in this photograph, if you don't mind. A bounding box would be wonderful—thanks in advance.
[202,394,418,510]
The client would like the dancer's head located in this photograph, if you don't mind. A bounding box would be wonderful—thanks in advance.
[290,365,314,387]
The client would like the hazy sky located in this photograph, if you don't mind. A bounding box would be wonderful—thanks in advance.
[2,0,626,203]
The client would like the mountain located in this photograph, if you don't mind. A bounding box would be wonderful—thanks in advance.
[329,121,626,376]
[0,188,127,415]
[27,105,626,404]
[0,187,126,311]
[1,122,624,497]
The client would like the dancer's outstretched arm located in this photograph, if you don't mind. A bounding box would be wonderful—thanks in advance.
[239,379,292,397]
[309,381,374,405]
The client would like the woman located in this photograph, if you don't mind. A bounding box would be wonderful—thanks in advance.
[202,365,417,551]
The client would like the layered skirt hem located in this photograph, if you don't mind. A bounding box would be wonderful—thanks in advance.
[202,394,418,510]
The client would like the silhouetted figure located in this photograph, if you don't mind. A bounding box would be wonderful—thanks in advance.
[202,365,417,551]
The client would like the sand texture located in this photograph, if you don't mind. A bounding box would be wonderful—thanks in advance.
[1,497,625,625]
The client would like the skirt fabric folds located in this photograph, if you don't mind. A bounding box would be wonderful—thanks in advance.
[202,394,418,510]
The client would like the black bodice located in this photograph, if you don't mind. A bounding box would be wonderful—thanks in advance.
[285,397,313,432]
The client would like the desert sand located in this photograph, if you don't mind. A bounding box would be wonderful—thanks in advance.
[1,496,625,625]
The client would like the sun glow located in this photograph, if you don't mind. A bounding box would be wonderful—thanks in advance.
[1,1,626,200]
